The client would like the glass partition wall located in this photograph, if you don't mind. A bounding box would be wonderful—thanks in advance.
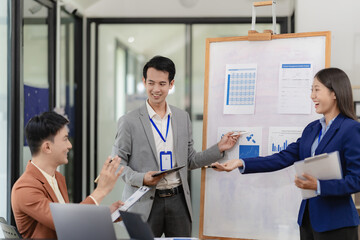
[59,8,79,203]
[95,23,186,238]
[20,1,81,203]
[7,0,83,227]
[7,0,55,227]
[22,0,52,172]
[96,23,187,199]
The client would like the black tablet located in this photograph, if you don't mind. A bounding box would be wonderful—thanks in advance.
[151,165,185,177]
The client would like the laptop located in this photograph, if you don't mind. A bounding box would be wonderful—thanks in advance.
[119,210,155,240]
[50,203,116,240]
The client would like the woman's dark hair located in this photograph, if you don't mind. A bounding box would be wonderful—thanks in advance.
[25,111,69,156]
[315,67,356,120]
[143,55,175,83]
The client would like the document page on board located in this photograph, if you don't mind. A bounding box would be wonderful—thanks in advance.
[217,127,262,160]
[268,127,303,155]
[278,63,313,114]
[223,64,257,114]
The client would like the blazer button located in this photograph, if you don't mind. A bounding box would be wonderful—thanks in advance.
[150,196,154,200]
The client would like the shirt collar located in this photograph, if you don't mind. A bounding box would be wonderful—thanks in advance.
[319,115,337,131]
[146,100,172,119]
[31,160,55,180]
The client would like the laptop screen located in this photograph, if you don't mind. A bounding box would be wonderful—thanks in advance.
[119,210,154,240]
[50,203,116,240]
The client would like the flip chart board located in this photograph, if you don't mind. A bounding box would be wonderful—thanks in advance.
[200,32,331,240]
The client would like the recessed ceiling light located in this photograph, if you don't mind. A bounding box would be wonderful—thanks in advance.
[179,0,199,8]
[128,37,135,43]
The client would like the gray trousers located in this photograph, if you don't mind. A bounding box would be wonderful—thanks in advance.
[147,190,192,237]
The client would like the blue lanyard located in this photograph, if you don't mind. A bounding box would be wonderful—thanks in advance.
[318,128,322,144]
[149,115,170,143]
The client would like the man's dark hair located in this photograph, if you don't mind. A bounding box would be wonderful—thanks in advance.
[143,55,176,83]
[25,111,69,156]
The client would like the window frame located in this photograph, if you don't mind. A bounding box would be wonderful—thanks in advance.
[9,0,57,224]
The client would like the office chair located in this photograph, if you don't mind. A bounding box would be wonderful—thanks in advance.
[0,217,22,239]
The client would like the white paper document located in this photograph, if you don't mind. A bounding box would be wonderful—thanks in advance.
[268,127,303,155]
[278,63,313,114]
[294,151,342,199]
[111,186,150,222]
[217,127,262,160]
[223,64,257,114]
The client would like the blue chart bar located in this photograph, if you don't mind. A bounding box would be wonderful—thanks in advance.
[272,140,288,152]
[226,74,230,105]
[282,63,311,68]
[226,68,256,106]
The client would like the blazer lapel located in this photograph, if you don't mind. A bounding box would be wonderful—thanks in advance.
[42,183,59,202]
[28,162,59,202]
[170,106,178,153]
[56,173,70,203]
[315,114,344,154]
[303,122,321,158]
[169,106,182,167]
[139,104,159,166]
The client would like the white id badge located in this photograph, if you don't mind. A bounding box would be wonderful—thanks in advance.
[160,151,173,171]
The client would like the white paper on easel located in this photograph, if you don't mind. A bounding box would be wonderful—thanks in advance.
[223,64,257,115]
[278,63,313,114]
[294,151,342,199]
[111,186,150,222]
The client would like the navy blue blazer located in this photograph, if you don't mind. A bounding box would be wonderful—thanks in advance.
[243,114,360,232]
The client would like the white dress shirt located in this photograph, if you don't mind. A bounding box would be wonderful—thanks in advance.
[146,100,181,190]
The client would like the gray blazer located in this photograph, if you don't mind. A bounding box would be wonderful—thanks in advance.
[112,103,223,221]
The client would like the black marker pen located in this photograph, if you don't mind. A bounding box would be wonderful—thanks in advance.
[204,165,217,169]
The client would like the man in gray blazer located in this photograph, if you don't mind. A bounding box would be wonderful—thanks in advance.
[112,56,238,237]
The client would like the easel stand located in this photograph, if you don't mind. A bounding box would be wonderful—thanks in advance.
[248,0,276,41]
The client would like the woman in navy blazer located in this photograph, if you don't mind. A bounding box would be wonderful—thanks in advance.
[213,68,360,240]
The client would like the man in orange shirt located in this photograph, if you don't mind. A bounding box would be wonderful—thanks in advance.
[11,111,123,239]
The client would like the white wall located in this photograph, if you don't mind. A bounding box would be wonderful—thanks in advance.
[83,0,294,18]
[295,0,360,99]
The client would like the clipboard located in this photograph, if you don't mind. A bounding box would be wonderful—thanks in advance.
[294,151,342,199]
[151,165,185,177]
[111,186,150,222]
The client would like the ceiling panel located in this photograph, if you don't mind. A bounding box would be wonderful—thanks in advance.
[67,0,294,18]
